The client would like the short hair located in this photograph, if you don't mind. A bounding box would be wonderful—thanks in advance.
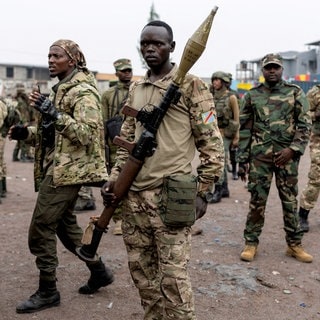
[143,20,173,42]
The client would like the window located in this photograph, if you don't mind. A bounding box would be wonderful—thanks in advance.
[27,68,33,79]
[6,66,14,78]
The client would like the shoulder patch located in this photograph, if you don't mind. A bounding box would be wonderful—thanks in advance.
[201,110,216,124]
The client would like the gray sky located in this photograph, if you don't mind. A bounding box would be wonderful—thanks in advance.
[1,0,319,78]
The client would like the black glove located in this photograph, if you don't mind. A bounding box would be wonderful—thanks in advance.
[238,162,248,182]
[100,181,117,207]
[195,195,208,220]
[34,95,60,120]
[10,124,29,140]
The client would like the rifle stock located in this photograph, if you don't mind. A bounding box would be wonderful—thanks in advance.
[76,6,218,262]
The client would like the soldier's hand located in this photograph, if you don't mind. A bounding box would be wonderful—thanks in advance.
[196,194,208,220]
[238,162,248,182]
[101,181,117,207]
[29,92,60,120]
[8,124,29,140]
[274,148,294,167]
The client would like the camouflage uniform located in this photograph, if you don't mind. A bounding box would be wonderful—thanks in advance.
[12,88,35,162]
[298,85,320,229]
[19,40,109,286]
[237,79,311,246]
[0,99,8,201]
[0,98,21,200]
[206,71,239,203]
[101,58,132,230]
[109,64,224,319]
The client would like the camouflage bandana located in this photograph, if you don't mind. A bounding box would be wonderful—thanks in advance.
[50,39,88,72]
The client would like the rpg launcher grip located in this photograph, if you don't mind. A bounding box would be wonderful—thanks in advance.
[76,5,219,262]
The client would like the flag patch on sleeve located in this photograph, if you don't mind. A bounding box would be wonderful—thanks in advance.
[201,111,215,124]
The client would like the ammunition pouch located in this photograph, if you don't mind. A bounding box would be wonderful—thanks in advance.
[159,173,197,228]
[223,119,239,139]
[105,116,123,141]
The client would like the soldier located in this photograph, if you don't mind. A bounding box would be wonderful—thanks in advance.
[0,97,21,200]
[101,20,224,319]
[237,53,313,263]
[298,84,320,232]
[101,58,133,235]
[226,72,241,180]
[9,39,114,314]
[206,71,240,203]
[12,84,35,162]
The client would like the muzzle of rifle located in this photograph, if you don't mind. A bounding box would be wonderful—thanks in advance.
[75,225,106,262]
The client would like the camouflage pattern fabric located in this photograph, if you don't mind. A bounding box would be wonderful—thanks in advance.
[237,80,311,245]
[109,64,224,319]
[300,85,320,210]
[26,69,108,191]
[122,188,196,320]
[0,100,8,179]
[212,87,239,186]
[101,81,130,168]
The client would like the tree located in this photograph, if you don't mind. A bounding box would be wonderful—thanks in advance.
[137,2,161,70]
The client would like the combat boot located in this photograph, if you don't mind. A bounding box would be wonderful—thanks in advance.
[286,244,313,263]
[1,177,6,198]
[298,207,310,232]
[232,163,239,180]
[221,181,230,198]
[207,185,222,203]
[79,258,114,294]
[12,148,20,161]
[240,244,258,262]
[16,279,60,314]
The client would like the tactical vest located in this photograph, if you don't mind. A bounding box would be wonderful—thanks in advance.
[213,90,233,128]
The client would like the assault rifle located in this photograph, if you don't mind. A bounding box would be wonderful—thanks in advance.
[76,6,219,262]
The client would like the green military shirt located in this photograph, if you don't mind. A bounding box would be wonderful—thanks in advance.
[237,80,311,164]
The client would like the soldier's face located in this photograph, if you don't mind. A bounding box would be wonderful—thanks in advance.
[262,64,283,84]
[140,26,175,69]
[48,46,76,80]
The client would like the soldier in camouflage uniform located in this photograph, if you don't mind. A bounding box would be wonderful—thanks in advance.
[298,84,320,232]
[206,71,239,203]
[0,98,21,201]
[237,53,312,263]
[10,39,114,314]
[12,84,35,162]
[103,21,224,319]
[101,58,133,235]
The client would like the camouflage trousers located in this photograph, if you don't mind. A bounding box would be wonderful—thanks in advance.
[215,135,230,186]
[300,133,320,210]
[122,188,196,320]
[29,175,82,281]
[244,157,303,246]
[0,135,6,179]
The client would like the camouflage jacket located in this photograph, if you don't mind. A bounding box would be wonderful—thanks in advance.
[306,84,320,135]
[27,70,108,191]
[0,99,8,129]
[109,64,224,194]
[237,80,311,164]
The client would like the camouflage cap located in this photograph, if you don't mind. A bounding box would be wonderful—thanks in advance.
[113,58,132,71]
[261,53,283,68]
[211,71,230,83]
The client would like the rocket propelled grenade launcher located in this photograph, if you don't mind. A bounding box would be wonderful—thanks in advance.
[76,6,219,262]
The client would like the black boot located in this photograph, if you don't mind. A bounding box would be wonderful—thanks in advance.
[299,207,310,232]
[0,181,3,203]
[1,178,6,198]
[221,181,230,198]
[79,258,114,294]
[207,185,222,203]
[16,279,60,314]
[12,148,20,161]
[232,163,239,180]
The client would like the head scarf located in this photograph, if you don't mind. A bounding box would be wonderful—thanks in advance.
[50,39,88,73]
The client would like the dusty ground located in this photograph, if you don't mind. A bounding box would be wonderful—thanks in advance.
[1,138,320,320]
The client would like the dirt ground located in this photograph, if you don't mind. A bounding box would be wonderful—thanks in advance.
[1,138,320,320]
